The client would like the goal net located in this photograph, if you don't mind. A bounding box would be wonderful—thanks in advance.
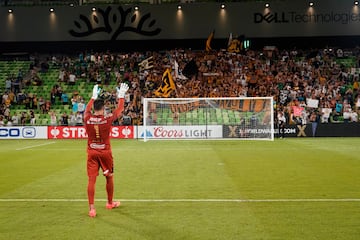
[143,97,274,141]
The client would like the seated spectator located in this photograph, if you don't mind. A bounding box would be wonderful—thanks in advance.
[104,70,111,85]
[58,68,65,82]
[61,92,69,105]
[2,92,9,105]
[17,91,26,105]
[40,60,49,73]
[6,119,12,126]
[20,112,28,125]
[356,95,360,110]
[50,88,57,105]
[321,106,332,123]
[32,94,38,110]
[31,71,43,86]
[24,97,31,109]
[11,113,19,126]
[68,72,76,85]
[350,109,358,122]
[72,97,78,113]
[96,72,102,85]
[330,109,342,123]
[60,112,69,126]
[38,97,45,113]
[13,75,21,94]
[69,112,76,126]
[29,110,36,125]
[4,96,11,108]
[77,99,86,115]
[0,116,4,126]
[54,84,63,100]
[3,107,10,121]
[75,111,83,126]
[44,100,51,113]
[49,111,57,126]
[5,78,12,92]
[8,91,16,105]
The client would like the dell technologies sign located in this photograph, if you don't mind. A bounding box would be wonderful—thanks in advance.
[254,11,360,24]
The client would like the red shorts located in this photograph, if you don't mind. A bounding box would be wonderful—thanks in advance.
[87,149,114,177]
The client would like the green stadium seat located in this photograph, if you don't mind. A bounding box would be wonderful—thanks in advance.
[41,119,48,125]
[179,118,186,125]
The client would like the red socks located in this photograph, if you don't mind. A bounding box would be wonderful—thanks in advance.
[106,176,114,204]
[87,175,114,206]
[87,176,97,205]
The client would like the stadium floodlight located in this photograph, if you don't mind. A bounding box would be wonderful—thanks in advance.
[143,97,274,141]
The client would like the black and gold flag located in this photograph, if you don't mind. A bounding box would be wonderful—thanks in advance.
[205,30,215,52]
[154,68,176,97]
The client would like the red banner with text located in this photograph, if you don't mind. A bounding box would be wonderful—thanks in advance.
[47,126,134,139]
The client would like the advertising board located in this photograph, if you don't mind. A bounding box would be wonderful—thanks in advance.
[0,127,47,139]
[47,126,134,139]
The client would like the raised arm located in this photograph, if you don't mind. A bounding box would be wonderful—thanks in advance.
[84,84,100,120]
[112,83,129,120]
[84,99,94,120]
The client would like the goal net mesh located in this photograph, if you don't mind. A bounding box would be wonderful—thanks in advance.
[143,97,274,141]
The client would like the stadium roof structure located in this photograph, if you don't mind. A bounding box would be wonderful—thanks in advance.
[1,0,287,7]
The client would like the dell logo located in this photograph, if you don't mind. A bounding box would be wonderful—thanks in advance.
[254,12,289,23]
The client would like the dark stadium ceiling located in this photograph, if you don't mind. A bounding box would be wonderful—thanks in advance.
[1,0,284,7]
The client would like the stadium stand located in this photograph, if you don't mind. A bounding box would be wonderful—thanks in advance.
[0,47,359,126]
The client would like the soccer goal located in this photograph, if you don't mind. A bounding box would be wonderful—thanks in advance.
[142,97,274,141]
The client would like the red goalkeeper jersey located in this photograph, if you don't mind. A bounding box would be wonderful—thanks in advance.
[84,98,124,151]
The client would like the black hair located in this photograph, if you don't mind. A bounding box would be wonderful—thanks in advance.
[93,99,105,111]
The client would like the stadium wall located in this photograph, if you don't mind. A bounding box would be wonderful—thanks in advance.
[0,124,359,139]
[1,0,360,52]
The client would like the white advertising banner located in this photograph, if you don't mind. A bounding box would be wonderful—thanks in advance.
[0,126,47,139]
[137,125,223,139]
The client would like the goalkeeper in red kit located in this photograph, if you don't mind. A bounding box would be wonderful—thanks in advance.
[84,83,129,217]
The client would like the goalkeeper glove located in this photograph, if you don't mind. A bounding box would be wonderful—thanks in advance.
[91,84,101,100]
[116,83,129,99]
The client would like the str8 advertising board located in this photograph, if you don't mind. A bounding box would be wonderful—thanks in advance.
[0,126,47,139]
[47,126,134,139]
[137,125,223,139]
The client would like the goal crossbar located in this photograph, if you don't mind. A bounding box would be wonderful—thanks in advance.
[143,97,274,141]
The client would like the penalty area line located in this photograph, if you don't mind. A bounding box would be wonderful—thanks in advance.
[0,198,360,203]
[16,141,56,151]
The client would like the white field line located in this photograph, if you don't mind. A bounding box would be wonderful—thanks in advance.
[16,141,56,151]
[0,198,360,203]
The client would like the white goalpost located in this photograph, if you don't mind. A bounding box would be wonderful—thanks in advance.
[142,97,274,141]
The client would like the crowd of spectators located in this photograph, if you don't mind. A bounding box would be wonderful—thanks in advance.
[1,46,360,127]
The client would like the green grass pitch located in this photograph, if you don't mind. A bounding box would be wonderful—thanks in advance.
[0,138,360,240]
